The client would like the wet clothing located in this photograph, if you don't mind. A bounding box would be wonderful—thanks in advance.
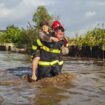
[37,40,64,80]
[37,64,62,80]
[32,30,50,58]
[39,30,50,42]
[32,32,64,80]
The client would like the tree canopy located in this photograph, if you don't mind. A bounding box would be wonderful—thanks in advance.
[32,6,53,29]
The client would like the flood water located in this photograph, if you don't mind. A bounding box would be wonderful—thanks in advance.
[0,51,105,105]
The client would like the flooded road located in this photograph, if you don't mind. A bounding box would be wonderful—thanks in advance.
[0,51,105,105]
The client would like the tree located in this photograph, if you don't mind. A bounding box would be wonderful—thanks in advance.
[17,26,39,50]
[6,25,22,43]
[32,6,53,29]
[0,32,6,43]
[69,27,105,50]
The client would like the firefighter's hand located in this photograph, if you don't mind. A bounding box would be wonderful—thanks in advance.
[61,46,69,55]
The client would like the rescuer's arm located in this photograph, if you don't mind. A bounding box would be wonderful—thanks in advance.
[39,31,59,42]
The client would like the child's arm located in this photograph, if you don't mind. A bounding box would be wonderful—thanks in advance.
[50,37,59,42]
[39,31,50,42]
[39,31,59,42]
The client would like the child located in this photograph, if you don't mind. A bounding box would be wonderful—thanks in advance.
[37,26,65,80]
[31,22,60,81]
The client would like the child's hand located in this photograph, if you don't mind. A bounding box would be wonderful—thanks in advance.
[50,37,59,42]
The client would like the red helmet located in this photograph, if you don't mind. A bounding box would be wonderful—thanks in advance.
[52,20,63,30]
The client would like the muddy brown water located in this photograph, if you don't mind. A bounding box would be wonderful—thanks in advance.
[0,51,105,105]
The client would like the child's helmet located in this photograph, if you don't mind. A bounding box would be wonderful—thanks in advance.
[52,20,63,30]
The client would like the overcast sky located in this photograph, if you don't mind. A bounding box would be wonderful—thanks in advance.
[0,0,105,37]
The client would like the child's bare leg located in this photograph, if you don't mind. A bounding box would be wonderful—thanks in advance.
[32,57,40,80]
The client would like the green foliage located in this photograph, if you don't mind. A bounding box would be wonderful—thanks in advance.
[69,28,105,50]
[16,26,38,50]
[32,6,53,29]
[0,6,53,51]
[0,32,6,43]
[5,25,22,43]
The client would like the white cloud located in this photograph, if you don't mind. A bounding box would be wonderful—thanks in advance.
[0,0,55,28]
[85,11,96,17]
[0,0,105,37]
[0,8,11,18]
[98,2,105,6]
[0,0,54,19]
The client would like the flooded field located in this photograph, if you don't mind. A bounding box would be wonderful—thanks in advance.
[0,51,105,105]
